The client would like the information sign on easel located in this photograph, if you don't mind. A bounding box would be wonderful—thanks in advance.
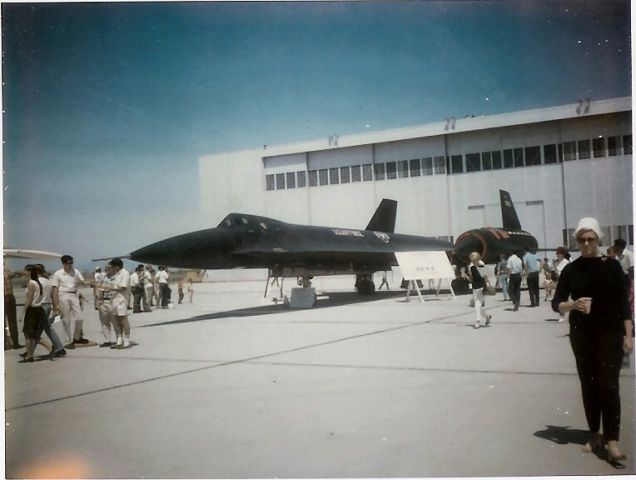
[395,251,456,302]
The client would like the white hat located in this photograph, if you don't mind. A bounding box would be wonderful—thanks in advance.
[574,217,603,240]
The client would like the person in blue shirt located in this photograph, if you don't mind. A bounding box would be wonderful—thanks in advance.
[523,247,542,307]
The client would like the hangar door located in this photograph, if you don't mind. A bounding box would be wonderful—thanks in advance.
[518,200,547,249]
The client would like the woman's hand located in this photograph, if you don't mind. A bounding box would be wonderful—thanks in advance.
[624,335,633,354]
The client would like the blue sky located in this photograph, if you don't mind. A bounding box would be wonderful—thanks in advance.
[2,1,631,271]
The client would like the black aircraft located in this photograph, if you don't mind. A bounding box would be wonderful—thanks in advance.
[453,189,539,266]
[128,199,453,294]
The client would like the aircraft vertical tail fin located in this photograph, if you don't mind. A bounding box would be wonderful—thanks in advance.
[500,190,522,230]
[366,199,397,233]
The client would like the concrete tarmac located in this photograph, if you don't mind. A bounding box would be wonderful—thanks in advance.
[4,278,635,478]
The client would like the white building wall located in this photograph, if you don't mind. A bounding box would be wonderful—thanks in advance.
[199,149,265,224]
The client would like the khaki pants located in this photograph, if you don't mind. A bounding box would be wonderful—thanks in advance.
[59,292,83,343]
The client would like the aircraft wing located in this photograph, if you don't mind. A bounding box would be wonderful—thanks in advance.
[3,248,63,260]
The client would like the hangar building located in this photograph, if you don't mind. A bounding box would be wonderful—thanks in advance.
[199,96,633,276]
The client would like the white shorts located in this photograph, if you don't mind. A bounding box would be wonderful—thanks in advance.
[110,293,128,317]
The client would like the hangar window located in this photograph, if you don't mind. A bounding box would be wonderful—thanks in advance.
[340,166,350,183]
[319,169,329,186]
[466,153,481,172]
[362,164,373,181]
[434,156,446,174]
[275,173,285,190]
[525,146,541,166]
[308,170,318,187]
[297,171,306,188]
[286,172,296,189]
[409,159,421,176]
[398,160,409,178]
[562,228,576,248]
[562,142,576,161]
[623,135,632,154]
[616,225,628,242]
[422,157,433,175]
[491,151,502,169]
[386,161,397,179]
[265,174,275,191]
[513,148,524,167]
[544,144,557,164]
[592,137,606,158]
[577,140,590,160]
[374,163,386,180]
[351,165,362,182]
[329,168,340,185]
[450,155,463,174]
[481,152,492,171]
[503,149,513,168]
[607,136,619,156]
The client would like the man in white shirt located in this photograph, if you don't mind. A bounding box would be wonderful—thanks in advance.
[143,266,155,311]
[107,258,132,349]
[156,266,170,308]
[130,265,144,313]
[613,238,633,276]
[51,255,90,348]
[93,266,105,310]
[507,251,523,311]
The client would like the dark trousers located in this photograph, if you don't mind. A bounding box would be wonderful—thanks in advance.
[527,271,540,306]
[508,273,522,308]
[4,294,19,348]
[132,286,144,312]
[178,287,184,304]
[160,284,171,307]
[569,326,624,441]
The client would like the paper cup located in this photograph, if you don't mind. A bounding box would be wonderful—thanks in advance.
[580,297,592,314]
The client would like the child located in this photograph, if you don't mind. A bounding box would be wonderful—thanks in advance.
[544,271,557,301]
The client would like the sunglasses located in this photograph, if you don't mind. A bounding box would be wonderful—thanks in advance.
[576,236,598,244]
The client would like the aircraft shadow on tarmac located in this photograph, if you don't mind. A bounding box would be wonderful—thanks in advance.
[141,290,409,328]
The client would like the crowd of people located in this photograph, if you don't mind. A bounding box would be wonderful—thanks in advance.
[4,255,196,361]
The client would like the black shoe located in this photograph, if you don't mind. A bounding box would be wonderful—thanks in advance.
[513,306,519,311]
[54,349,67,357]
[608,453,626,469]
[18,357,34,363]
[65,343,76,349]
[19,352,27,358]
[99,342,113,348]
[74,338,90,344]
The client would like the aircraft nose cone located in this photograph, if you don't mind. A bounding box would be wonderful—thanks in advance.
[130,228,229,268]
[130,240,174,265]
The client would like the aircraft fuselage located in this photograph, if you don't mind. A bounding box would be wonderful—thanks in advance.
[130,213,452,276]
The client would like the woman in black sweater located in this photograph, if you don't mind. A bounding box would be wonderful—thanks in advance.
[552,217,633,468]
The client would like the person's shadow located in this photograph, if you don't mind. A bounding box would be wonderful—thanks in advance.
[534,425,607,461]
[534,424,588,445]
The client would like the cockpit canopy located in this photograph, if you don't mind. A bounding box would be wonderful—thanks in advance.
[217,213,286,230]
